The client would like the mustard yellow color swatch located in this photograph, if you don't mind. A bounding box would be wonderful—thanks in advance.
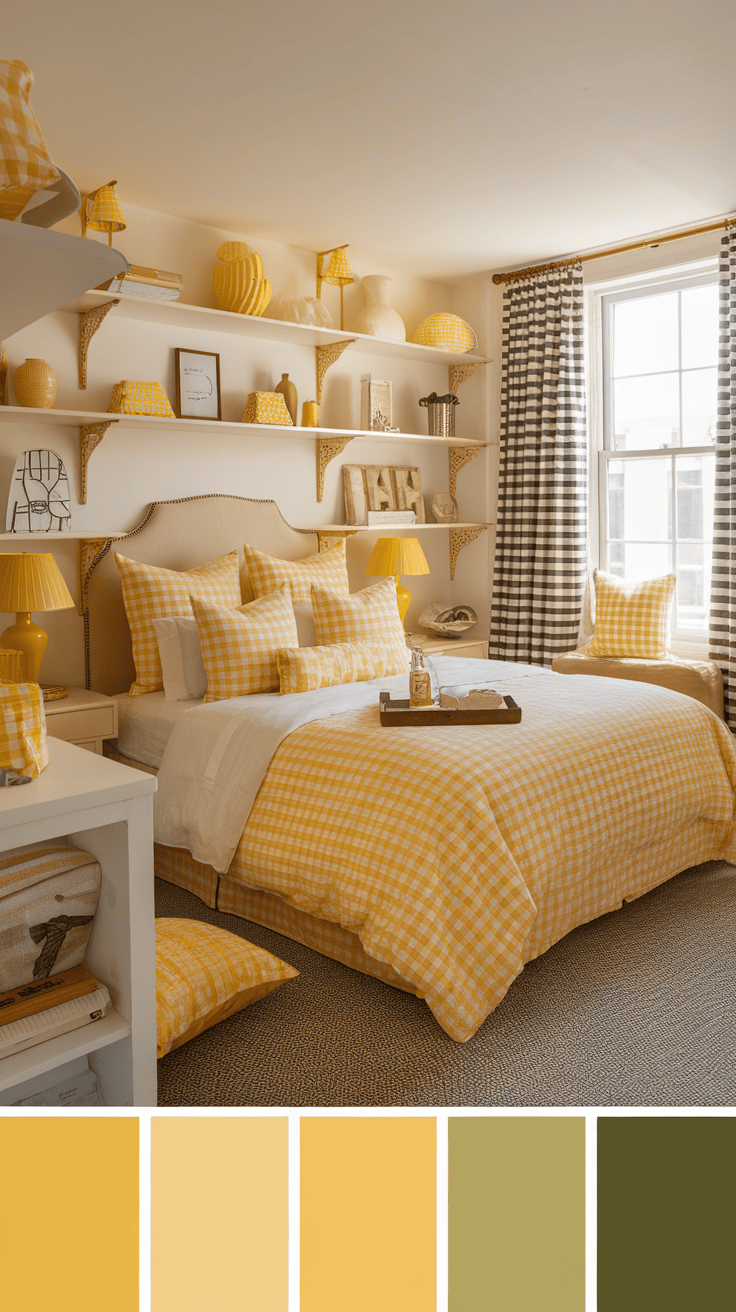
[301,1116,436,1312]
[0,1116,138,1312]
[449,1116,585,1312]
[151,1116,288,1312]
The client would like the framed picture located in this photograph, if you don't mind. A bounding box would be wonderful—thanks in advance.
[174,348,221,421]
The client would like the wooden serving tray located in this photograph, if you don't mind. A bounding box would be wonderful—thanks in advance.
[379,691,521,726]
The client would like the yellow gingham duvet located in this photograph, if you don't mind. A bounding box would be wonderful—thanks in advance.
[220,670,736,1041]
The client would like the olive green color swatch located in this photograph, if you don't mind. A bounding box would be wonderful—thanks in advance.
[449,1116,585,1312]
[598,1117,736,1311]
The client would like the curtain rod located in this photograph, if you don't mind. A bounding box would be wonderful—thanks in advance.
[491,215,736,285]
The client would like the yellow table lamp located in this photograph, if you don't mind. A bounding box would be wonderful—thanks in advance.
[0,553,75,695]
[365,536,429,629]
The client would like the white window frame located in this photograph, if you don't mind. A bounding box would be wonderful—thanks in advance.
[586,258,718,658]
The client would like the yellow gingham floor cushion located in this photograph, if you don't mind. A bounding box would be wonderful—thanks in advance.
[311,576,410,673]
[585,569,676,659]
[244,538,348,606]
[193,584,299,700]
[116,550,241,696]
[0,61,60,221]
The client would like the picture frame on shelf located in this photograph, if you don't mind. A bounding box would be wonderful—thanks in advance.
[174,348,221,421]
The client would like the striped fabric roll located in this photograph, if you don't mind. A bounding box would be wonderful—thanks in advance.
[489,263,588,666]
[709,223,736,730]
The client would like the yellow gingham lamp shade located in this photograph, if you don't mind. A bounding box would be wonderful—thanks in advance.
[323,246,353,286]
[365,536,430,577]
[0,553,74,613]
[87,182,126,233]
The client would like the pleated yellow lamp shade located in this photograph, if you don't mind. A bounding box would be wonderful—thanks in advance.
[323,246,354,286]
[365,537,430,578]
[0,554,74,613]
[87,183,126,235]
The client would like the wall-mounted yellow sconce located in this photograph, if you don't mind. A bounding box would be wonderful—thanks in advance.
[80,180,126,244]
[316,244,353,329]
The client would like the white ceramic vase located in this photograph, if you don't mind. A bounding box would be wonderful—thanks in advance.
[354,275,406,342]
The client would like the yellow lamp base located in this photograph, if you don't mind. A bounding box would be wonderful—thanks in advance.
[395,577,411,629]
[0,613,48,685]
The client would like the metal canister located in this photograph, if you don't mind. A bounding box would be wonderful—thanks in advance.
[418,391,459,437]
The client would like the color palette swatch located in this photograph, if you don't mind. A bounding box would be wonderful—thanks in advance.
[151,1116,288,1312]
[0,1116,138,1312]
[449,1116,586,1312]
[598,1116,736,1312]
[300,1116,436,1312]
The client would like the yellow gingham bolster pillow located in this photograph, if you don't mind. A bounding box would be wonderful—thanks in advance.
[116,550,241,697]
[155,918,298,1058]
[243,538,349,606]
[192,584,298,700]
[311,575,410,673]
[584,569,676,659]
[0,61,60,221]
[277,639,408,694]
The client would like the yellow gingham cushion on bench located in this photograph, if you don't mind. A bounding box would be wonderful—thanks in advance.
[276,638,408,694]
[193,584,298,700]
[116,550,241,696]
[311,575,410,672]
[584,569,676,659]
[244,538,348,606]
[0,61,60,221]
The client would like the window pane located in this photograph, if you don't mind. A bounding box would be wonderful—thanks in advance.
[681,367,717,445]
[607,456,671,545]
[681,283,719,369]
[612,292,678,377]
[613,373,680,450]
[622,542,672,578]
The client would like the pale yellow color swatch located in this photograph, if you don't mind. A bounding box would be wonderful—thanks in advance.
[301,1116,436,1312]
[0,1116,138,1312]
[151,1116,288,1312]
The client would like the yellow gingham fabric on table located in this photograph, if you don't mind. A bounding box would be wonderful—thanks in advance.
[0,61,60,221]
[193,584,299,700]
[584,570,676,659]
[311,576,410,672]
[108,381,176,417]
[276,639,409,694]
[0,683,48,778]
[244,538,348,605]
[116,550,241,696]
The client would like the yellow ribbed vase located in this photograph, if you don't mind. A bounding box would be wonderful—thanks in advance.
[13,358,56,408]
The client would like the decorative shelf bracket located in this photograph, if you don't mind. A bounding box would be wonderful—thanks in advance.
[78,299,119,389]
[448,360,489,395]
[316,434,354,502]
[317,528,359,552]
[449,443,488,497]
[79,420,118,504]
[449,524,487,580]
[315,339,356,406]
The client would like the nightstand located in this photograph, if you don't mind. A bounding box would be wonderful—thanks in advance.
[43,688,118,755]
[406,633,489,660]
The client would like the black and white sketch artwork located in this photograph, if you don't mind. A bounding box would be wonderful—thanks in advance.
[6,449,72,532]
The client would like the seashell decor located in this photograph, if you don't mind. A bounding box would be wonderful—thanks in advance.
[267,294,333,327]
[213,242,272,316]
[418,602,478,638]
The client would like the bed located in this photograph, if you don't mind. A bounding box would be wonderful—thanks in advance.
[87,495,736,1042]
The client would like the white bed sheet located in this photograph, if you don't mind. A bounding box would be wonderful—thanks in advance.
[113,691,202,769]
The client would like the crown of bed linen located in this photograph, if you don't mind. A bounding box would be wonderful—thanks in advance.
[277,639,410,695]
[192,584,298,701]
[311,575,410,673]
[115,550,241,696]
[243,538,349,606]
[583,569,676,660]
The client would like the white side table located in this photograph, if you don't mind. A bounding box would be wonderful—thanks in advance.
[0,739,157,1106]
[44,687,119,755]
[406,633,489,660]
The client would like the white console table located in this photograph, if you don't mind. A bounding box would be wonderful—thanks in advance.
[0,738,157,1106]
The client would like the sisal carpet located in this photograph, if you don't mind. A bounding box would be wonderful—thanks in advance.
[155,861,736,1108]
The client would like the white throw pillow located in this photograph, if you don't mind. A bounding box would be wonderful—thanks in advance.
[153,616,208,701]
[293,602,316,647]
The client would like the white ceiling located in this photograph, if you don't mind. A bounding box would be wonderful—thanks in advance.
[5,0,736,278]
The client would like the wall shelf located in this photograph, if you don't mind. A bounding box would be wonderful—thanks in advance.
[313,522,490,580]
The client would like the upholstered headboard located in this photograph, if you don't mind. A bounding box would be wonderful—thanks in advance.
[85,494,319,695]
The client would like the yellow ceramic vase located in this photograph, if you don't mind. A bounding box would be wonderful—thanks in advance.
[213,242,272,316]
[13,358,56,408]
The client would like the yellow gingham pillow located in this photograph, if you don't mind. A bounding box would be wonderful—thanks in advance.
[0,61,60,221]
[584,569,676,659]
[277,639,408,694]
[155,918,298,1058]
[192,584,298,701]
[0,683,48,778]
[244,538,348,606]
[311,576,410,673]
[116,550,241,697]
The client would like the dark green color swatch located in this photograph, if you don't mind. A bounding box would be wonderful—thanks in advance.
[598,1117,736,1311]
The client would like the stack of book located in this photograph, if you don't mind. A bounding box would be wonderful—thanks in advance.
[0,965,110,1059]
[98,264,183,300]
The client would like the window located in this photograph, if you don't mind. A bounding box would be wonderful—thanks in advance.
[598,273,718,639]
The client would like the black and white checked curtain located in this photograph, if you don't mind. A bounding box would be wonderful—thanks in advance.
[489,263,588,666]
[710,223,736,729]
